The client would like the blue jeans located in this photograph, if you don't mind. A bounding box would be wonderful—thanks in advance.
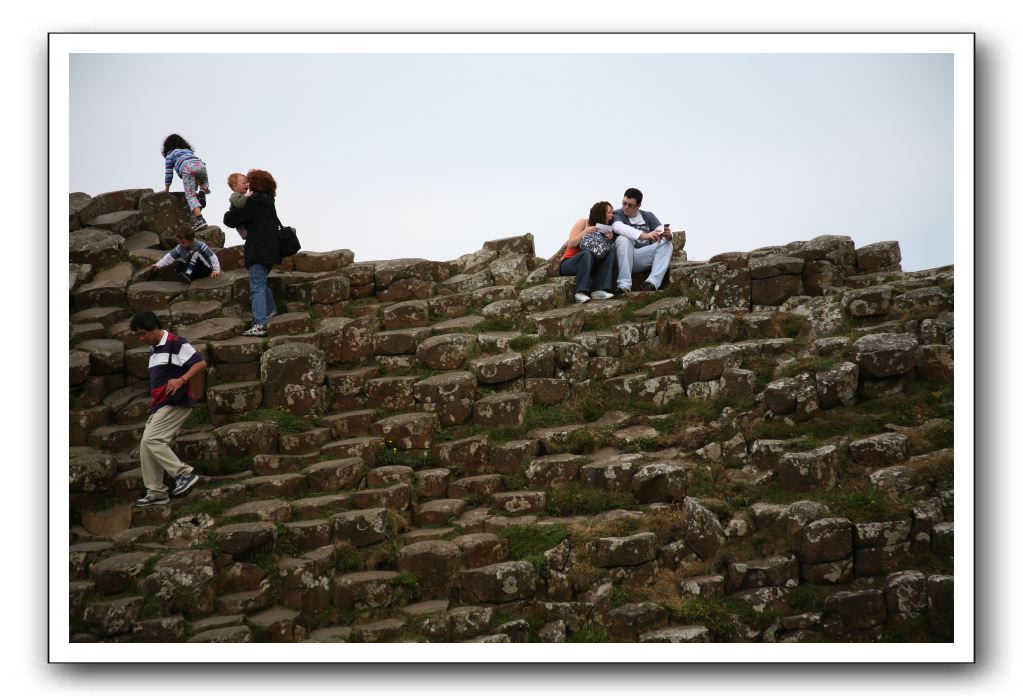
[614,235,674,289]
[248,263,278,325]
[560,249,614,294]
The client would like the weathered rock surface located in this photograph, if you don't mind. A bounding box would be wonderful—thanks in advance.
[65,194,954,645]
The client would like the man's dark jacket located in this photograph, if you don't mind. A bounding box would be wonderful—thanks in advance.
[223,192,282,269]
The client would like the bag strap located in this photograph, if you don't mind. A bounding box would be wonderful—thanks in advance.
[270,200,285,231]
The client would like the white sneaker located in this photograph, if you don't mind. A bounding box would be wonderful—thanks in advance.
[574,293,591,304]
[590,290,614,300]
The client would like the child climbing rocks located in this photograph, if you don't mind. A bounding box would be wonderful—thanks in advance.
[162,133,211,233]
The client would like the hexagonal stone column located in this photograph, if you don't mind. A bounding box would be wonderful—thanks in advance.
[822,589,886,640]
[213,420,278,457]
[416,333,475,370]
[459,561,537,603]
[777,445,841,490]
[260,343,327,415]
[381,300,430,330]
[372,327,432,356]
[855,241,902,273]
[141,550,217,615]
[590,533,658,568]
[681,497,725,559]
[213,521,276,554]
[470,352,524,385]
[631,460,688,503]
[800,518,853,564]
[76,339,125,375]
[208,381,263,416]
[852,333,919,378]
[331,508,392,548]
[815,362,859,409]
[681,345,743,385]
[849,433,909,468]
[304,457,365,492]
[372,412,439,451]
[473,391,532,428]
[365,376,418,411]
[414,372,477,426]
[126,280,189,311]
[397,540,460,599]
[73,262,134,309]
[843,286,893,317]
[333,570,398,612]
[530,307,584,339]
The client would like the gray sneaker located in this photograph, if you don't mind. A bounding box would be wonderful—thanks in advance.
[135,493,169,507]
[171,472,199,497]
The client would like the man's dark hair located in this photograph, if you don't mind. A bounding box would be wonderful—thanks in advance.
[130,311,163,332]
[623,187,644,206]
[587,201,612,227]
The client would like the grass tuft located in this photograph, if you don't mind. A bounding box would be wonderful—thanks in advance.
[240,407,319,436]
[498,523,571,561]
[544,482,633,517]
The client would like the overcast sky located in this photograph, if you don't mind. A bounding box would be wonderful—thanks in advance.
[70,51,953,271]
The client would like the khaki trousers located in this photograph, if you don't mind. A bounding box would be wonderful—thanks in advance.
[139,405,194,497]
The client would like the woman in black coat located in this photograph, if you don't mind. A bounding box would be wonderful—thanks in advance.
[223,169,282,337]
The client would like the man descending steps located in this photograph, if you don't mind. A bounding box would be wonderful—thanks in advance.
[130,310,206,507]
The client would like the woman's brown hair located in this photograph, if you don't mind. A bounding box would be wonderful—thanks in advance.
[587,201,612,227]
[246,169,277,197]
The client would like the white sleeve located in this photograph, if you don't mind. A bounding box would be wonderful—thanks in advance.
[154,251,176,269]
[612,220,642,241]
[200,244,222,273]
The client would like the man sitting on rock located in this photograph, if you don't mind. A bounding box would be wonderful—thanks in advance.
[611,187,674,294]
[130,310,205,507]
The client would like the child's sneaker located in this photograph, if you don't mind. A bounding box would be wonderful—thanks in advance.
[196,190,207,208]
[191,216,208,233]
[574,292,591,304]
[590,290,614,300]
[177,272,193,284]
[135,493,169,507]
[267,309,278,319]
[242,324,268,337]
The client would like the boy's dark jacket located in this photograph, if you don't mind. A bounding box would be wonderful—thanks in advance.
[223,192,282,268]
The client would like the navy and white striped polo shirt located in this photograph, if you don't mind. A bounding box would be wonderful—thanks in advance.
[147,331,204,413]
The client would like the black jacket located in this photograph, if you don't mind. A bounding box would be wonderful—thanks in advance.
[223,192,283,269]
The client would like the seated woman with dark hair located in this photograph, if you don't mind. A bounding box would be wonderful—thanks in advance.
[560,200,616,303]
[223,169,281,337]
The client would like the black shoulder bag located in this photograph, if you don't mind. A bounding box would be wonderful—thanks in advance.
[274,209,301,258]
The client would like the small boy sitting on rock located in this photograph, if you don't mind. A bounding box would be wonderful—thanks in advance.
[150,228,222,283]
